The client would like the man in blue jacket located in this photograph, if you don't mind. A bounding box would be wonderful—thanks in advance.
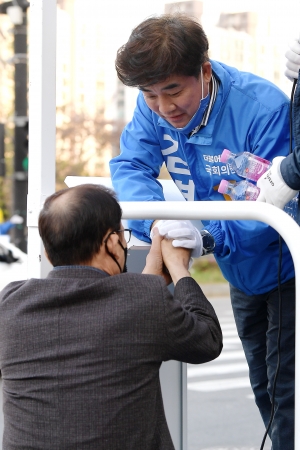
[110,13,295,449]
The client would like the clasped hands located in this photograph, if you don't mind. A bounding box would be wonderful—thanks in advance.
[142,220,203,285]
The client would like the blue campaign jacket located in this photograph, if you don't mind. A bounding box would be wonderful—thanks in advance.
[110,60,295,295]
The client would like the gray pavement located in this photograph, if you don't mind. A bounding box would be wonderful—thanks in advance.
[200,282,230,298]
[187,293,272,450]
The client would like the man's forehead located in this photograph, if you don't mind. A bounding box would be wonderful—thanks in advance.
[140,74,197,92]
[141,81,181,92]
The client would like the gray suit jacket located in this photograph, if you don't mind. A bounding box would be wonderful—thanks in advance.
[0,266,222,449]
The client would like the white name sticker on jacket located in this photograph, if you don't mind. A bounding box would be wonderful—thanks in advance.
[162,134,195,201]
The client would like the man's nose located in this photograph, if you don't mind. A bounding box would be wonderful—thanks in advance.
[158,96,176,115]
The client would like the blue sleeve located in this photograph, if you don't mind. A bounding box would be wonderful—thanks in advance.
[205,219,279,263]
[110,92,165,242]
[0,221,14,235]
[250,102,292,161]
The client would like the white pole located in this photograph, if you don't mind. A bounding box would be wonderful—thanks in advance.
[120,200,300,449]
[27,0,56,278]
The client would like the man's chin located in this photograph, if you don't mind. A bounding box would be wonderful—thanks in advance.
[166,116,188,128]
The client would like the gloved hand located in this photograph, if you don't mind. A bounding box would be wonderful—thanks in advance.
[150,220,203,258]
[285,36,300,81]
[9,214,24,224]
[256,156,298,208]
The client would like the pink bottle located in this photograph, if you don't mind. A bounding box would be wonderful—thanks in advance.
[218,179,259,201]
[218,179,298,220]
[220,149,272,182]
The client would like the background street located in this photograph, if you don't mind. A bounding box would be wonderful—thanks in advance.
[188,290,272,450]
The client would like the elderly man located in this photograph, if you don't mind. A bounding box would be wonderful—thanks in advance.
[0,183,222,450]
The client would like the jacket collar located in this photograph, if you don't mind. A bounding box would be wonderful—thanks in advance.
[47,265,110,279]
[188,60,233,144]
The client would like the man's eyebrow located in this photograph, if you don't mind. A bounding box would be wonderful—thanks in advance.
[141,83,181,92]
[161,83,181,91]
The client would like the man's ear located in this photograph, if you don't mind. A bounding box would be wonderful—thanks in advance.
[202,61,212,83]
[104,231,120,256]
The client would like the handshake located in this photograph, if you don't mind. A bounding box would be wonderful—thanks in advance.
[143,220,215,286]
[150,220,215,258]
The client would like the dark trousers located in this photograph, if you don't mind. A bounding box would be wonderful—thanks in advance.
[230,278,295,450]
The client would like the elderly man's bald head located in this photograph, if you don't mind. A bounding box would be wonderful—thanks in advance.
[38,184,122,266]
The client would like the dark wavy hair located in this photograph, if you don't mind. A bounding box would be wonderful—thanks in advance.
[38,184,122,266]
[115,13,209,88]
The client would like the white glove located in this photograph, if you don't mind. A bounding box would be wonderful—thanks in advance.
[9,214,24,224]
[285,36,300,81]
[150,220,203,258]
[256,156,298,208]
